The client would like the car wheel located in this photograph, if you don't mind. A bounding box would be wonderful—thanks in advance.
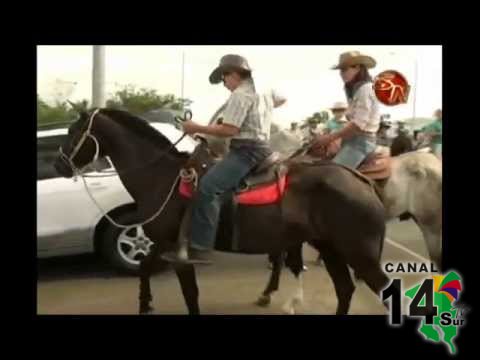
[100,211,154,275]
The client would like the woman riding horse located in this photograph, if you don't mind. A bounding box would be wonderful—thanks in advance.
[311,51,380,169]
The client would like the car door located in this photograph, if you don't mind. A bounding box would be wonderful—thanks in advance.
[37,134,115,257]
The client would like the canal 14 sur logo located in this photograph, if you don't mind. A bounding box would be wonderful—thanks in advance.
[381,265,469,355]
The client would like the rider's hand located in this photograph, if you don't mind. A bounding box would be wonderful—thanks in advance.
[312,134,333,149]
[182,120,200,135]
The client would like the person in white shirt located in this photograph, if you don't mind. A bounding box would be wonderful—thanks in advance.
[311,51,381,169]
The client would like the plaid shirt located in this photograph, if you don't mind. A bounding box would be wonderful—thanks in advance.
[222,79,271,142]
[346,82,381,134]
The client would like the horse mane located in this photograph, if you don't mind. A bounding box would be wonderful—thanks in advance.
[99,108,188,157]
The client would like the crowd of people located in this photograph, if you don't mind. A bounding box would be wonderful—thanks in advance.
[290,107,442,159]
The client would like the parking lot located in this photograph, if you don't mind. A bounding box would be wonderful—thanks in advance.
[37,219,434,315]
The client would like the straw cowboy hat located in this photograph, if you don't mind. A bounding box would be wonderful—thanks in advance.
[209,54,252,84]
[330,101,348,111]
[331,51,377,70]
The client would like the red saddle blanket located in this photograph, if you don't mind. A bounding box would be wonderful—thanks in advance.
[179,175,288,205]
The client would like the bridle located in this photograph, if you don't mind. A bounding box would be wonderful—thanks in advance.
[57,109,192,229]
[59,109,189,178]
[59,108,101,177]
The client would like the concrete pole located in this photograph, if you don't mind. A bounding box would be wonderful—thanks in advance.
[412,58,418,122]
[92,46,106,108]
[181,51,185,100]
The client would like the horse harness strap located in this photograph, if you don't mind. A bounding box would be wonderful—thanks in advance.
[61,109,188,178]
[61,108,192,229]
[59,109,101,175]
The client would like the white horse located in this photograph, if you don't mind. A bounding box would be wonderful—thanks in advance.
[270,134,443,270]
[378,147,442,265]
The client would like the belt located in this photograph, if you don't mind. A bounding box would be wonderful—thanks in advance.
[230,138,269,147]
[360,131,377,138]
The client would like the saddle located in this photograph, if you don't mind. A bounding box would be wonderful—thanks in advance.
[179,151,289,206]
[238,152,284,189]
[176,151,289,255]
[357,146,392,180]
[308,142,392,181]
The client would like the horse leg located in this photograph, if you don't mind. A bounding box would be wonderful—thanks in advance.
[282,244,305,315]
[422,227,442,271]
[173,264,200,315]
[352,259,390,310]
[256,252,284,307]
[414,219,442,271]
[320,246,355,315]
[161,206,200,314]
[139,244,159,314]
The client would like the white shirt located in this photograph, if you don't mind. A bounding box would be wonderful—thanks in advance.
[222,79,270,141]
[212,83,286,142]
[346,82,381,134]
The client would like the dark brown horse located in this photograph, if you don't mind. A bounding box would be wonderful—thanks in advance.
[54,108,389,315]
[390,132,414,156]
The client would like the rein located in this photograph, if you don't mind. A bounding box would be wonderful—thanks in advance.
[59,109,191,230]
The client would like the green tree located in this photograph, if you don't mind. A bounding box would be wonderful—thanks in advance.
[106,85,192,115]
[37,85,193,128]
[37,95,78,127]
[299,110,329,129]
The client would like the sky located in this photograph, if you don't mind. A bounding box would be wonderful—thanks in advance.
[37,45,442,129]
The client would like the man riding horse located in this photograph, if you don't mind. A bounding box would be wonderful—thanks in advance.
[161,54,275,265]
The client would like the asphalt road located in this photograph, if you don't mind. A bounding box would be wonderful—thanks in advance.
[37,219,433,315]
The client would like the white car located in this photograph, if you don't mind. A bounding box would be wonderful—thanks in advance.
[37,122,196,274]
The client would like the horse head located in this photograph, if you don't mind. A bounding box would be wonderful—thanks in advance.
[55,106,191,180]
[54,109,107,178]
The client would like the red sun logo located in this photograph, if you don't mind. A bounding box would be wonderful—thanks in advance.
[373,70,411,106]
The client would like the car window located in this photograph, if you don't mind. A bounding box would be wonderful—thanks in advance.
[37,135,113,180]
[37,135,66,180]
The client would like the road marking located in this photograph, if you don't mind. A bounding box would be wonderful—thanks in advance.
[385,237,431,263]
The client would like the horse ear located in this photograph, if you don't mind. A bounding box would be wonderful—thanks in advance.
[67,100,80,113]
[67,100,91,122]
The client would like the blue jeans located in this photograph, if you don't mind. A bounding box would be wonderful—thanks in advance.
[332,135,377,169]
[190,144,269,250]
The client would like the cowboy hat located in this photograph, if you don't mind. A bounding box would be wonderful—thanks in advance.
[209,54,252,84]
[330,101,348,111]
[331,51,376,70]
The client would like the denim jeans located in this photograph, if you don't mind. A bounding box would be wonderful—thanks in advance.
[332,134,377,169]
[190,142,271,250]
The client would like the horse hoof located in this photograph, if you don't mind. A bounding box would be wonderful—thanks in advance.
[282,304,296,315]
[139,304,154,314]
[255,295,271,307]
